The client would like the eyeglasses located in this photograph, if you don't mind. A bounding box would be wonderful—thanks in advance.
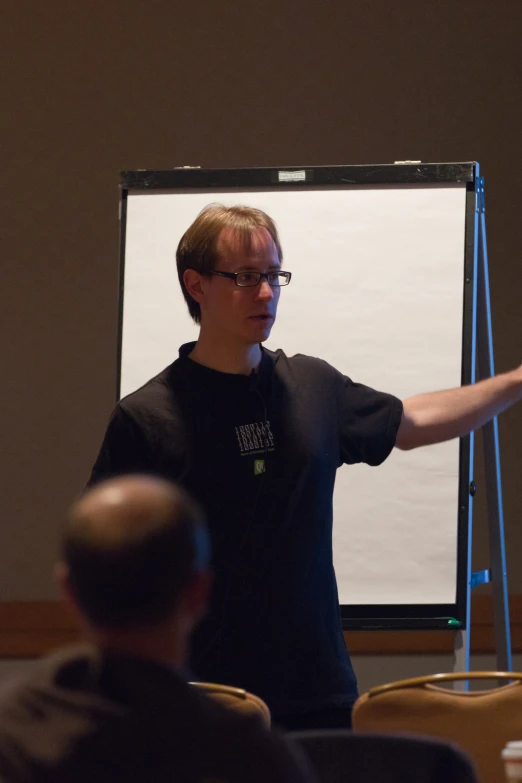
[210,270,292,287]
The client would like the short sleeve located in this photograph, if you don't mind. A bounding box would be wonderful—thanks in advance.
[86,405,151,488]
[336,372,403,466]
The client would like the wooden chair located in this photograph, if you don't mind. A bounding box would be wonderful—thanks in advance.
[190,681,271,727]
[352,671,522,783]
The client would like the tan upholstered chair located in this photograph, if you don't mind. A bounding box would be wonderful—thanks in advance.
[190,681,271,728]
[352,672,522,783]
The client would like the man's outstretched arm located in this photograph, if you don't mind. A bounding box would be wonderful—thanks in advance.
[395,366,522,450]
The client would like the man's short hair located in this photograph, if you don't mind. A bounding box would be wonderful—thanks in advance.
[176,203,283,324]
[62,478,210,629]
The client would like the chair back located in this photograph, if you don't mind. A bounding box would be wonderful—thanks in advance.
[289,729,477,783]
[353,671,522,783]
[190,681,271,727]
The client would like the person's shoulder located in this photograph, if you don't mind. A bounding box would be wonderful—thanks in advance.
[0,646,98,707]
[118,363,175,409]
[190,691,313,782]
[184,682,273,746]
[268,348,339,381]
[113,361,194,429]
[0,675,36,782]
[0,654,63,745]
[0,671,34,717]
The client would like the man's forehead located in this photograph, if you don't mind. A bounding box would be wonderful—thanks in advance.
[217,226,278,259]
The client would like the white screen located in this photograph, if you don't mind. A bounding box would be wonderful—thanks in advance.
[121,183,466,606]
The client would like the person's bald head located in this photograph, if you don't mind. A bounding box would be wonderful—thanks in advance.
[60,475,210,630]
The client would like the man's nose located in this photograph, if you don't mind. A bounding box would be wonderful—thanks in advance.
[255,279,274,301]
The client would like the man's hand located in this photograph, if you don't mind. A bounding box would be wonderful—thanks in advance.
[395,366,522,451]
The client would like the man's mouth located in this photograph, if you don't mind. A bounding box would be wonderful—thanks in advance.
[249,314,273,321]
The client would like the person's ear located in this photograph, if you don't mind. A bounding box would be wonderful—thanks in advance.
[54,562,93,638]
[55,561,72,601]
[55,561,80,615]
[183,269,207,305]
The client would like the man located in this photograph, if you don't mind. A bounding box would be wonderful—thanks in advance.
[88,203,522,730]
[0,476,315,783]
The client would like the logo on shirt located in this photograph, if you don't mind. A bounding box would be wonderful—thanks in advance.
[254,459,266,475]
[235,420,275,456]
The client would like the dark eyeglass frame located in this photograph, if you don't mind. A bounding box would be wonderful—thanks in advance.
[210,270,292,287]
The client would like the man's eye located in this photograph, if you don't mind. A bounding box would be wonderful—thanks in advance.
[237,272,258,285]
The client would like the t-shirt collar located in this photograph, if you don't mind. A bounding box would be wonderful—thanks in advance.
[178,341,271,382]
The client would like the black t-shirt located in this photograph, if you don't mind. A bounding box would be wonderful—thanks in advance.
[89,344,403,716]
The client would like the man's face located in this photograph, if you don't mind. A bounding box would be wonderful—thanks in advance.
[199,227,281,345]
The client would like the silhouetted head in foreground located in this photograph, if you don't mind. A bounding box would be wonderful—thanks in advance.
[57,475,211,666]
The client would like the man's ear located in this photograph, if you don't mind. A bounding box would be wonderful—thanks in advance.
[54,561,78,613]
[54,562,91,636]
[183,269,206,305]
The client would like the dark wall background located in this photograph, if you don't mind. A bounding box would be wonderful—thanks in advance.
[3,1,521,598]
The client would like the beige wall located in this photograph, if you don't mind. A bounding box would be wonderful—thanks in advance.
[2,2,522,604]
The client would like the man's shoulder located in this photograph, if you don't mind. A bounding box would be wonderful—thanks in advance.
[118,363,175,408]
[268,348,339,382]
[0,670,35,720]
[115,360,193,426]
[191,694,312,782]
[0,645,112,711]
[0,651,96,763]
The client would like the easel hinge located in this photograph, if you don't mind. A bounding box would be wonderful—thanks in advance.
[470,569,491,588]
